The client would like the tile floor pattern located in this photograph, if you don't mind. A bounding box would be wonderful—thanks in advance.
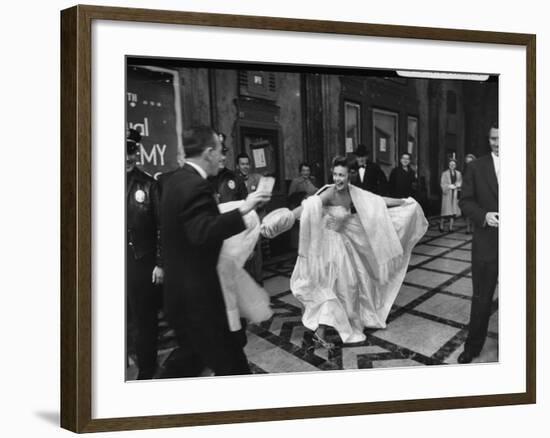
[127,218,498,379]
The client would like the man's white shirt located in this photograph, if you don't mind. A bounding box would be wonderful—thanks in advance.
[359,166,366,183]
[186,160,208,180]
[491,152,500,185]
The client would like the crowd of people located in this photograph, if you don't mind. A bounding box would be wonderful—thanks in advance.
[126,123,499,378]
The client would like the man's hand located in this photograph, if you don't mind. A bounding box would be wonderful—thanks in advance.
[239,190,272,216]
[152,266,164,285]
[485,212,499,227]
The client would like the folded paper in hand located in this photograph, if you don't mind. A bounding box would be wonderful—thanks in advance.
[257,176,275,194]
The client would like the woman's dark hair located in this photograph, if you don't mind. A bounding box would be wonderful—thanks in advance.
[331,155,352,170]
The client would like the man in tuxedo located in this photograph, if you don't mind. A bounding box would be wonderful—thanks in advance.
[352,145,387,195]
[458,124,499,364]
[161,126,270,376]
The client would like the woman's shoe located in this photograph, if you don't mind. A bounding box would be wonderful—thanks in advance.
[312,332,334,349]
[345,329,366,344]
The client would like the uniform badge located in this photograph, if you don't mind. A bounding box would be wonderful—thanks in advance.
[135,189,146,203]
[228,180,236,190]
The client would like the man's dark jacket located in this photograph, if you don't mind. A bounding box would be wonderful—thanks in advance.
[351,161,387,195]
[459,154,499,262]
[160,164,247,373]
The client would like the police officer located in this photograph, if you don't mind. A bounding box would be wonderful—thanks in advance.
[126,128,163,379]
[209,134,247,203]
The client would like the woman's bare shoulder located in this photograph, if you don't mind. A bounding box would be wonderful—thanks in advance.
[318,186,334,205]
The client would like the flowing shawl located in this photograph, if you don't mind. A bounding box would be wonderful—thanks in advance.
[300,185,405,285]
[217,201,273,331]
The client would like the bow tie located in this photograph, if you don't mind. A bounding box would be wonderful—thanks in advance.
[358,165,366,169]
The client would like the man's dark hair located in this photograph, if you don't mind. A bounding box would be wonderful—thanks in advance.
[236,152,250,163]
[182,126,219,158]
[298,162,311,172]
[401,152,412,159]
[355,144,368,158]
[489,121,499,131]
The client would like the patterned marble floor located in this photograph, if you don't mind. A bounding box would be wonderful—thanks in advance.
[128,218,499,379]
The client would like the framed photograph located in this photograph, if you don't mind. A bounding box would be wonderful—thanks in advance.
[407,115,418,166]
[372,108,399,170]
[344,101,361,153]
[61,4,536,433]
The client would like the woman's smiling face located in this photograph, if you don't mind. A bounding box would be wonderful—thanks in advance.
[332,165,349,191]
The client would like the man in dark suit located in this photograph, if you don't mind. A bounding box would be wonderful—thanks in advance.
[458,124,499,364]
[126,128,163,379]
[388,153,417,198]
[161,126,270,376]
[351,145,387,195]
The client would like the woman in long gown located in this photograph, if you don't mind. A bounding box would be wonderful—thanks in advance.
[439,159,462,232]
[261,156,428,346]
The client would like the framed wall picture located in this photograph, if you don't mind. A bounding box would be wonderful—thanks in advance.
[372,108,399,173]
[344,101,361,153]
[407,115,419,167]
[61,4,536,433]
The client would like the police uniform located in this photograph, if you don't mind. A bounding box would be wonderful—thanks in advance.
[210,167,248,203]
[127,149,162,379]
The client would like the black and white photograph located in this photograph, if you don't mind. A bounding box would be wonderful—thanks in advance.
[125,58,500,381]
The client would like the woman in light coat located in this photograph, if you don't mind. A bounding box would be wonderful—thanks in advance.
[439,159,462,232]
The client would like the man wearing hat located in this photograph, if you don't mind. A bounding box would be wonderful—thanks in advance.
[126,128,163,379]
[351,145,388,195]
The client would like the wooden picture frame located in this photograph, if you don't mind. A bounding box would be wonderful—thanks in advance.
[61,4,536,433]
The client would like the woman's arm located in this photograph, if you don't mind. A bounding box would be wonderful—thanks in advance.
[291,205,303,220]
